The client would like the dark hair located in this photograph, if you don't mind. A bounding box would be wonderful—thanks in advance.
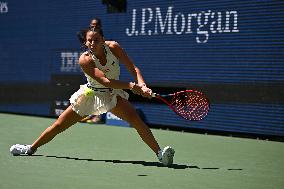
[76,27,104,49]
[90,17,102,28]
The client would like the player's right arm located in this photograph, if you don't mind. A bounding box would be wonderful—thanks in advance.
[78,53,136,90]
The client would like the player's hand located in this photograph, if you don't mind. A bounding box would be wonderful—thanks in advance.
[131,83,143,95]
[130,83,152,98]
[140,84,152,99]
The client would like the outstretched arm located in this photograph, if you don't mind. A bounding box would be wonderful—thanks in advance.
[107,41,152,97]
[107,41,145,85]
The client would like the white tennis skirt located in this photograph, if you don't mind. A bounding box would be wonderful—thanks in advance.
[70,84,129,117]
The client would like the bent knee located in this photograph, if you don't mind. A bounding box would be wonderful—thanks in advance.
[125,111,144,126]
[51,121,67,134]
[112,97,144,125]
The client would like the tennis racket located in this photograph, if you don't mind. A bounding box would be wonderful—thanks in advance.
[151,90,210,121]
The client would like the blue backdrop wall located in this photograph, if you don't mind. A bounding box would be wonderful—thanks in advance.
[0,0,283,136]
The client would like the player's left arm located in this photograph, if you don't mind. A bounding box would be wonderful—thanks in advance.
[107,41,145,85]
[107,41,152,97]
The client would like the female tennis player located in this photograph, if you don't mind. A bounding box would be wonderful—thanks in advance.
[79,18,104,123]
[10,27,175,166]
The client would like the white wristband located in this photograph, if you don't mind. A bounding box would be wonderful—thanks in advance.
[129,82,136,90]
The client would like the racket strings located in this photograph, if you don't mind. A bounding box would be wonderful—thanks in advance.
[170,91,209,120]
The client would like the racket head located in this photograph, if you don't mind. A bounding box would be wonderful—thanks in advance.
[155,90,210,121]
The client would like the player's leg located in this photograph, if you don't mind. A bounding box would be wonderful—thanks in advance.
[110,96,161,155]
[111,97,175,166]
[10,106,84,155]
[30,106,84,151]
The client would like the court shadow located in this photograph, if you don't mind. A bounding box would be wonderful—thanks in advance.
[30,154,199,170]
[29,155,242,171]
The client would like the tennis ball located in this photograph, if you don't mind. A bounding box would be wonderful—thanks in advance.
[84,88,94,97]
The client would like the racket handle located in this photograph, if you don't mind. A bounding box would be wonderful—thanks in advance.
[151,92,157,97]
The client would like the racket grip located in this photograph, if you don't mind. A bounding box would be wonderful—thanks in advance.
[151,93,157,97]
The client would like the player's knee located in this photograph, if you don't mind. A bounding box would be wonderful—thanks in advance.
[51,121,67,134]
[128,115,147,132]
[125,110,140,124]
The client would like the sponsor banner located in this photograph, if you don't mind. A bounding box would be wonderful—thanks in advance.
[106,112,130,127]
[126,7,239,43]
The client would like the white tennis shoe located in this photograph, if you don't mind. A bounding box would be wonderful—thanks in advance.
[158,146,175,166]
[10,144,34,156]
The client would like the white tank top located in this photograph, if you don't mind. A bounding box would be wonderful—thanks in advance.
[85,44,120,88]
